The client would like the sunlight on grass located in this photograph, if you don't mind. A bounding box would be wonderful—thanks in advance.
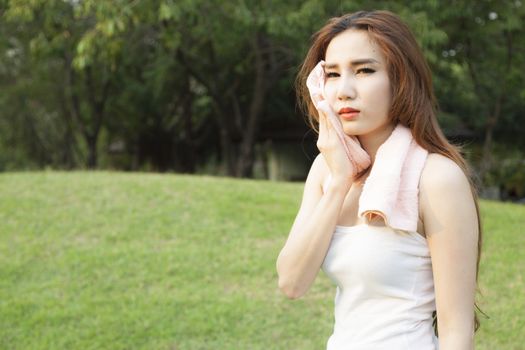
[0,172,523,349]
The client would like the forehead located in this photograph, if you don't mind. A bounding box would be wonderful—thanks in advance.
[325,29,385,64]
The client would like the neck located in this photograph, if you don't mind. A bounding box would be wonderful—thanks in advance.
[358,123,396,163]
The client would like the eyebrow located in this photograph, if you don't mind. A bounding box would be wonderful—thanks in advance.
[324,58,380,69]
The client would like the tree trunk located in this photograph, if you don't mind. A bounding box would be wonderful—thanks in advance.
[86,135,98,169]
[479,95,502,184]
[65,62,110,170]
[181,73,196,173]
[58,79,77,169]
[61,107,76,169]
[219,128,235,175]
[85,67,110,169]
[235,33,267,178]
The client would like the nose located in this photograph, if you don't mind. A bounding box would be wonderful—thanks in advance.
[336,74,357,101]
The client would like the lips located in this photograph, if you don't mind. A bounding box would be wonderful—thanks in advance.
[338,107,359,114]
[338,107,360,120]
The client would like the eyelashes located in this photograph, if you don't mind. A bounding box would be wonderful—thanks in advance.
[357,67,375,74]
[325,67,376,78]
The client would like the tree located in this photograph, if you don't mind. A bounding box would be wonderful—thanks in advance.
[2,0,523,183]
[433,0,525,183]
[4,0,123,168]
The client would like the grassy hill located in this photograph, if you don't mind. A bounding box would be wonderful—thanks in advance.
[0,172,523,349]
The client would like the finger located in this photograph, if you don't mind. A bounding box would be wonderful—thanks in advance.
[319,113,334,150]
[316,115,326,151]
[318,108,328,137]
[316,101,334,131]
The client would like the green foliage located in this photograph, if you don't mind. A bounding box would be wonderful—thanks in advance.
[0,172,523,349]
[485,147,525,198]
[0,1,524,180]
[435,0,525,123]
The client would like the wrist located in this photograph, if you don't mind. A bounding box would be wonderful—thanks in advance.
[326,176,352,193]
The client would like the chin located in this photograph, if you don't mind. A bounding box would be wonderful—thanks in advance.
[342,124,363,136]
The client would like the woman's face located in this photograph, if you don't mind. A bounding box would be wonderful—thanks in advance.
[324,29,393,137]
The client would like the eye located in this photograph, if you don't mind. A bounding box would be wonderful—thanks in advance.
[356,67,375,75]
[325,71,340,78]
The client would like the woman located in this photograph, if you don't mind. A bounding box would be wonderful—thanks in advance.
[276,10,482,349]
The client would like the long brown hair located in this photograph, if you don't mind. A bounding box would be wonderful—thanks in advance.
[296,10,484,336]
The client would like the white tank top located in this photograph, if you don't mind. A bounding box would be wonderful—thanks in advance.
[321,224,439,349]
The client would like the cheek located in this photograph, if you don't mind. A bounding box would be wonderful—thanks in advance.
[368,79,391,111]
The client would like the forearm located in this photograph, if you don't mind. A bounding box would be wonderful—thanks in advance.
[276,181,348,299]
[438,331,474,350]
[438,322,475,350]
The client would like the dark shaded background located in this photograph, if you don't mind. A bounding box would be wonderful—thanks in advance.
[1,0,524,200]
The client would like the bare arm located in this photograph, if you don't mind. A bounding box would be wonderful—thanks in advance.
[276,154,350,299]
[276,98,359,299]
[420,154,479,349]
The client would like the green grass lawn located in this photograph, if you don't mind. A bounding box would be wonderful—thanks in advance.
[0,172,523,349]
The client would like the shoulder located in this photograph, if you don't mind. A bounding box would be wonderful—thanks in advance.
[419,153,477,232]
[420,153,471,195]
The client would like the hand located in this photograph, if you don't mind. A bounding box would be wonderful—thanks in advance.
[316,103,356,187]
[306,61,371,181]
[306,61,326,107]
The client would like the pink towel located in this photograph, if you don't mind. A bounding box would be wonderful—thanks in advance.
[307,61,371,177]
[358,124,428,232]
[307,61,428,232]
